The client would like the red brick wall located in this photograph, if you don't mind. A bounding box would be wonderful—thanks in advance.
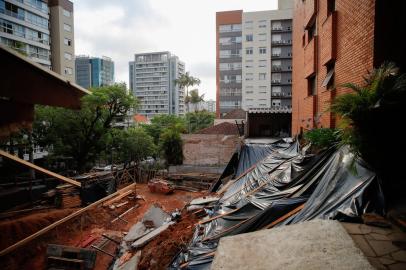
[292,0,376,135]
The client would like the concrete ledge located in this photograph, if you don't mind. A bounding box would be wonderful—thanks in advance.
[211,219,373,270]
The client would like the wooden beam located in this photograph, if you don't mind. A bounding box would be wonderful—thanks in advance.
[0,183,136,257]
[0,150,81,187]
[263,204,305,229]
[102,189,134,207]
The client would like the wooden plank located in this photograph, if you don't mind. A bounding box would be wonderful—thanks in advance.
[0,150,81,187]
[102,189,134,207]
[263,204,305,229]
[0,183,136,257]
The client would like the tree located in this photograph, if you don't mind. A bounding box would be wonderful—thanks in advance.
[159,128,183,165]
[175,72,201,113]
[185,111,215,133]
[34,83,138,172]
[189,89,205,112]
[105,127,156,165]
[142,114,186,144]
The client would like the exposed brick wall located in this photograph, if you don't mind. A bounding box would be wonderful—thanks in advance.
[181,134,241,166]
[292,0,376,135]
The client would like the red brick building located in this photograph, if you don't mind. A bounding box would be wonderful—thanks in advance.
[291,0,406,135]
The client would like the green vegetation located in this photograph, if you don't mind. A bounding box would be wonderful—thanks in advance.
[330,62,406,175]
[159,128,183,165]
[185,111,215,133]
[175,72,201,113]
[304,128,340,149]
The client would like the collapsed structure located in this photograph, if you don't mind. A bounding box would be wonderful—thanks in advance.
[169,139,384,269]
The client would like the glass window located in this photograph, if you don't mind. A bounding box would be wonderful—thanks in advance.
[246,47,253,55]
[259,47,267,54]
[272,47,282,56]
[64,23,71,32]
[272,73,282,81]
[246,34,253,42]
[64,37,72,46]
[272,21,282,30]
[63,9,71,17]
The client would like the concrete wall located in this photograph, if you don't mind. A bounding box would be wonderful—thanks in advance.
[182,134,241,166]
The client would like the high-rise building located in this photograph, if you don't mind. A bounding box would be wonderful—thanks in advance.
[0,0,75,81]
[216,10,243,117]
[216,1,293,118]
[291,0,406,135]
[129,51,185,118]
[75,55,114,89]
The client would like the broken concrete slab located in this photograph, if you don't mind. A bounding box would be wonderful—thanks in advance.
[190,196,219,205]
[131,222,173,249]
[142,204,171,227]
[113,251,141,270]
[211,219,374,270]
[124,222,152,242]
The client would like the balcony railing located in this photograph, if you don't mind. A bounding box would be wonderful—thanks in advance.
[271,27,292,32]
[271,92,292,98]
[271,40,292,45]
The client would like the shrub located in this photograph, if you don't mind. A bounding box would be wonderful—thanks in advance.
[304,128,339,149]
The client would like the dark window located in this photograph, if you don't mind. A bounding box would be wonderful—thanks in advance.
[308,23,316,41]
[308,75,316,96]
[302,34,305,47]
[322,62,335,89]
[327,0,335,15]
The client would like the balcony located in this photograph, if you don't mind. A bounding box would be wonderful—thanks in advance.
[271,40,292,46]
[271,65,282,72]
[271,92,292,98]
[271,27,292,32]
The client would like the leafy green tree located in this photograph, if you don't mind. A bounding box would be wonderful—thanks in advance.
[142,114,186,144]
[175,72,201,113]
[105,127,156,165]
[159,128,183,165]
[188,89,205,112]
[185,111,215,133]
[34,83,138,172]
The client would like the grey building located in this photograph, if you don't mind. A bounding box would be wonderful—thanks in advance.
[75,55,114,89]
[129,51,185,118]
[0,0,75,81]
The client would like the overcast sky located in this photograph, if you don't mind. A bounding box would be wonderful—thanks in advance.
[74,0,278,100]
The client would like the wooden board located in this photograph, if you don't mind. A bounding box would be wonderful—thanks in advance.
[0,150,81,187]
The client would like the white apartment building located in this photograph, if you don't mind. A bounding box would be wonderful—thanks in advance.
[241,1,293,111]
[129,51,185,118]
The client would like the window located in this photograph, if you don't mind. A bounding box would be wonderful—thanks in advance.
[272,47,281,57]
[272,73,282,83]
[308,23,316,41]
[64,67,73,75]
[272,34,282,44]
[245,73,253,81]
[322,62,335,89]
[64,23,71,32]
[64,37,72,46]
[246,47,253,55]
[245,21,253,29]
[308,75,316,96]
[259,73,266,80]
[246,34,253,42]
[272,21,282,31]
[64,52,72,60]
[259,47,267,54]
[259,60,267,68]
[246,90,254,94]
[258,20,267,28]
[219,24,241,33]
[258,33,267,41]
[327,0,335,15]
[63,9,71,17]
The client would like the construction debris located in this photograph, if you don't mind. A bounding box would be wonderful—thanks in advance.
[190,196,219,205]
[148,179,174,194]
[46,244,97,270]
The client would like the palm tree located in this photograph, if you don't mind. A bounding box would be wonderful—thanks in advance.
[175,72,201,113]
[189,89,205,112]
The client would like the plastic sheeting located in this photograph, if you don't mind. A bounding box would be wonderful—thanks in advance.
[171,141,385,269]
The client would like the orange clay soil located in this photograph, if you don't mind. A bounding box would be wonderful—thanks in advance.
[0,184,204,270]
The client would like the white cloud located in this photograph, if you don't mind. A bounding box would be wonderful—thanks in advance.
[74,0,278,100]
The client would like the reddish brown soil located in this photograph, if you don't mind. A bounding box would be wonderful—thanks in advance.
[138,210,199,270]
[0,184,203,270]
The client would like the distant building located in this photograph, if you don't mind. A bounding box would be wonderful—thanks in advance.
[75,56,114,89]
[216,0,293,118]
[0,0,75,81]
[189,99,216,113]
[129,51,185,118]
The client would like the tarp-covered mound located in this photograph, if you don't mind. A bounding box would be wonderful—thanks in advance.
[170,140,384,270]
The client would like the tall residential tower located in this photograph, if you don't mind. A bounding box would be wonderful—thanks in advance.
[75,56,114,89]
[0,0,75,80]
[129,51,185,118]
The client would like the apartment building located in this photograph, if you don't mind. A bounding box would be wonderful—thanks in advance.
[129,51,185,118]
[0,0,75,80]
[291,0,406,135]
[216,1,293,118]
[75,55,114,89]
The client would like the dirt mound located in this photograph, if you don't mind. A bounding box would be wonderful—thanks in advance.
[138,210,198,270]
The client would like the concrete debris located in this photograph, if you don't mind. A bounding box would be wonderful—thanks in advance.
[113,251,141,270]
[190,196,219,205]
[142,204,171,227]
[131,222,174,249]
[124,222,151,242]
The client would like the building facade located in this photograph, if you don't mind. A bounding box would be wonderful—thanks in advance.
[129,51,185,118]
[291,0,406,135]
[216,1,293,118]
[75,55,114,89]
[216,10,243,117]
[0,0,75,81]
